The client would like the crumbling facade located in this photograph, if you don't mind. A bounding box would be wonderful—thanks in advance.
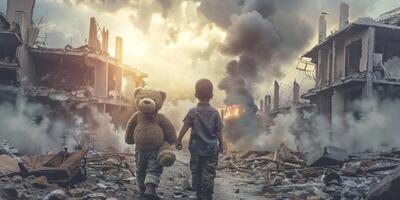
[301,5,400,121]
[0,0,146,126]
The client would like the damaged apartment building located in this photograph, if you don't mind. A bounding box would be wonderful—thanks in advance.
[0,0,146,126]
[301,3,400,121]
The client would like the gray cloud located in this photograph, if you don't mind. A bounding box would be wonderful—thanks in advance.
[220,11,280,63]
[196,0,242,29]
[242,0,276,18]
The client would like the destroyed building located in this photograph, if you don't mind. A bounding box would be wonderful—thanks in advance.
[301,3,400,121]
[0,0,146,127]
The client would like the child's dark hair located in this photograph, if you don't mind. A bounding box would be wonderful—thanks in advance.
[195,79,213,101]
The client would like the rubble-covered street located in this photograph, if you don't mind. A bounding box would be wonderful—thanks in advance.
[2,140,400,200]
[0,140,266,200]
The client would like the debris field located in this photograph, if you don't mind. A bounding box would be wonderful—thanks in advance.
[2,140,400,200]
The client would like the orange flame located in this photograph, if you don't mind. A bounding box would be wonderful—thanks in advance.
[224,104,245,121]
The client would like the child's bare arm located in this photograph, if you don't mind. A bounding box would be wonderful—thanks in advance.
[176,124,190,150]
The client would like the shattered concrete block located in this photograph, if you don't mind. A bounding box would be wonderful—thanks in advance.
[367,165,400,200]
[306,146,348,167]
[0,154,20,175]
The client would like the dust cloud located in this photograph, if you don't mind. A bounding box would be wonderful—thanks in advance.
[0,94,127,155]
[261,97,400,153]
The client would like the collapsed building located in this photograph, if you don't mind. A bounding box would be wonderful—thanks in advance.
[0,0,146,127]
[301,3,400,121]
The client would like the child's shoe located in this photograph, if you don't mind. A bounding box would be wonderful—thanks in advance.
[143,183,161,200]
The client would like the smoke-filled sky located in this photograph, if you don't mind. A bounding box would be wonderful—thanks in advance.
[0,0,399,105]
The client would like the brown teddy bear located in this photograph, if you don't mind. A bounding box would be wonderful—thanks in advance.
[125,88,177,200]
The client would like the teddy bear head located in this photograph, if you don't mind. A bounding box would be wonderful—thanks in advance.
[133,88,167,114]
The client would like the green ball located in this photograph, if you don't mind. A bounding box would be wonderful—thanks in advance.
[158,150,176,167]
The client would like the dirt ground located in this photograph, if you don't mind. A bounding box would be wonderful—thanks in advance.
[159,150,266,200]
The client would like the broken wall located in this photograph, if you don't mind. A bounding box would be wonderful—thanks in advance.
[375,29,400,78]
[31,54,96,90]
[317,49,329,87]
[335,40,346,80]
[6,0,37,87]
[332,89,345,119]
[343,28,369,76]
[94,62,108,99]
[108,65,122,99]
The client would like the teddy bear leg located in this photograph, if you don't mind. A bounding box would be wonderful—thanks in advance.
[143,150,163,200]
[135,149,147,196]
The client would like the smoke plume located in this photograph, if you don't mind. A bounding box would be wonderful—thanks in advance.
[262,97,400,153]
[0,94,127,155]
[217,0,314,148]
[0,96,75,154]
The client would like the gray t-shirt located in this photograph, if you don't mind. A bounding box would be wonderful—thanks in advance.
[183,102,223,156]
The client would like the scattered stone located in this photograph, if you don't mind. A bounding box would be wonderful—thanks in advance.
[0,185,18,200]
[122,177,135,184]
[83,192,107,200]
[32,176,48,189]
[44,190,67,200]
[181,178,191,191]
[12,175,22,183]
[322,172,342,186]
[69,188,91,198]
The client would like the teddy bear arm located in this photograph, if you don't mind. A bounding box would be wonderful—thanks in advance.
[158,114,177,145]
[125,112,139,144]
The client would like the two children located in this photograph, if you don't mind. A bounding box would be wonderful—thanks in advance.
[176,79,224,200]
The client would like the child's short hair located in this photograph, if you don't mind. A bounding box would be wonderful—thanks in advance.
[195,79,213,101]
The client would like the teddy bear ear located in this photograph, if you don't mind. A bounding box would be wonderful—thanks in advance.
[133,88,143,98]
[159,90,167,101]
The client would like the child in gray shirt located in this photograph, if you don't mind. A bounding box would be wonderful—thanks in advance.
[176,79,224,200]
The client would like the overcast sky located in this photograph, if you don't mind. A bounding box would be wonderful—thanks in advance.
[1,0,400,104]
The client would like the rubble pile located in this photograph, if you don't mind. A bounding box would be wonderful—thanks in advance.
[0,142,141,200]
[0,140,195,200]
[218,144,400,200]
[3,137,400,200]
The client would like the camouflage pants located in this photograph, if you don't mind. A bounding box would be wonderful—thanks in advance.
[190,153,219,200]
[135,149,163,188]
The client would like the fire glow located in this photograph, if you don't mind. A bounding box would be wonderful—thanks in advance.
[224,105,246,121]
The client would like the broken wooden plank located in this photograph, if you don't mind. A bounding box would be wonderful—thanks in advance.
[246,156,303,168]
[228,160,253,173]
